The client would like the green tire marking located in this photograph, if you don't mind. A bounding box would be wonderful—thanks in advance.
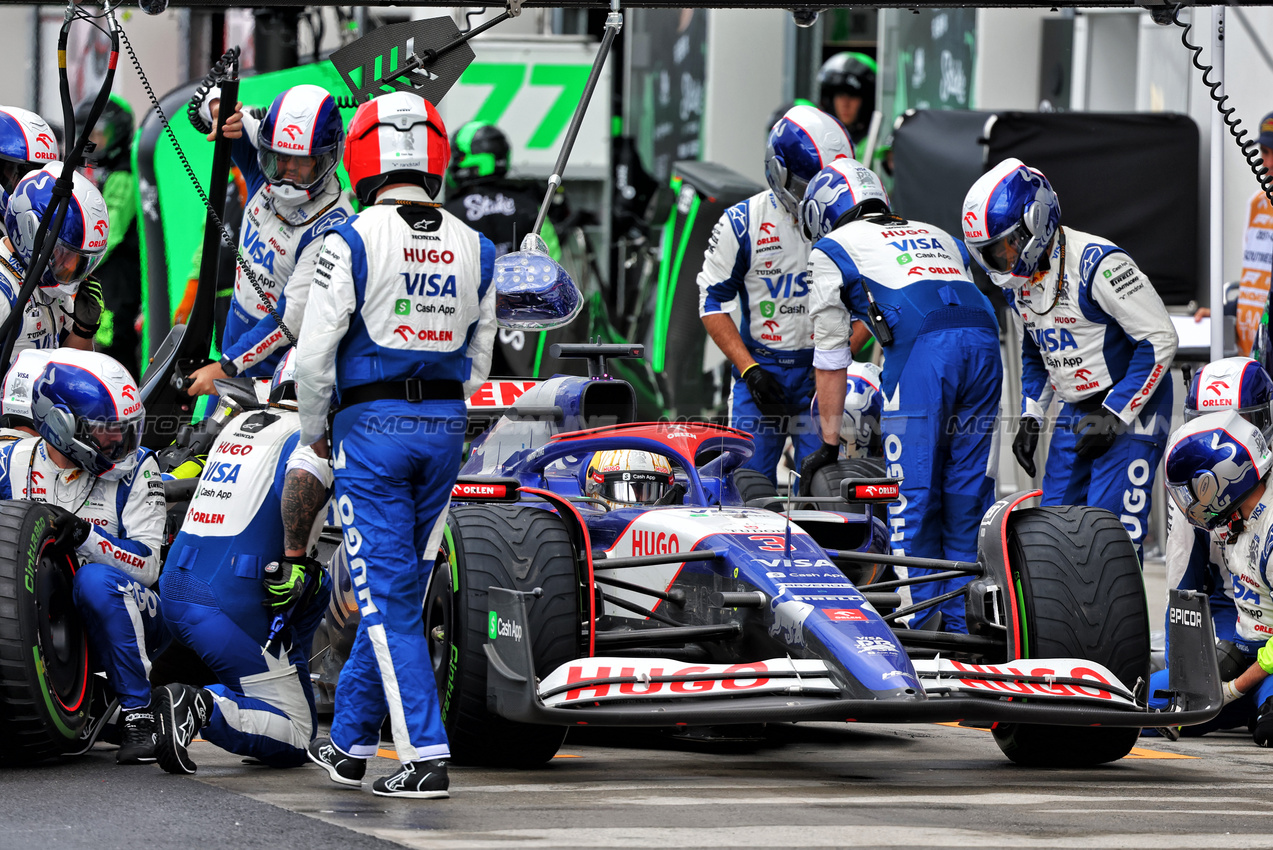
[33,647,76,738]
[1014,575,1029,656]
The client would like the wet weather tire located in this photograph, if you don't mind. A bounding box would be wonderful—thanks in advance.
[991,505,1149,767]
[810,457,888,522]
[732,469,778,508]
[0,500,93,764]
[427,504,579,767]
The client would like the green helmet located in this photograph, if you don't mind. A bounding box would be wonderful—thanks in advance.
[449,121,510,186]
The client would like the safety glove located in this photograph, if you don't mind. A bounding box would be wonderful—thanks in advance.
[1073,408,1124,460]
[262,555,324,613]
[70,277,104,338]
[1012,417,1042,478]
[742,364,789,418]
[798,442,840,496]
[47,504,92,552]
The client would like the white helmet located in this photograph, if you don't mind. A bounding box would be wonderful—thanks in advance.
[343,91,448,205]
[1165,411,1273,531]
[764,105,855,219]
[809,361,883,458]
[0,106,57,216]
[585,450,674,509]
[30,351,143,480]
[961,157,1062,291]
[5,162,108,297]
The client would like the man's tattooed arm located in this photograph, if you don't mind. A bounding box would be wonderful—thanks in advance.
[282,468,329,556]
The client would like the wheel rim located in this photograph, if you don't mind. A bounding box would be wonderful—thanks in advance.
[34,541,88,713]
[424,556,454,679]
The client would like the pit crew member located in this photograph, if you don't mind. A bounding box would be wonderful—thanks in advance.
[151,352,333,774]
[962,158,1177,558]
[0,163,106,364]
[1163,410,1273,745]
[802,160,1002,633]
[184,84,354,395]
[0,105,58,230]
[696,105,859,485]
[809,360,883,459]
[0,352,165,762]
[816,52,876,146]
[297,91,496,799]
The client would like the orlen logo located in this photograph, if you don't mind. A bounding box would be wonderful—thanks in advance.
[962,211,983,238]
[1207,379,1230,396]
[93,220,106,236]
[763,319,780,332]
[281,124,303,140]
[35,132,54,149]
[759,222,776,234]
[121,385,136,401]
[1075,368,1093,381]
[393,325,454,343]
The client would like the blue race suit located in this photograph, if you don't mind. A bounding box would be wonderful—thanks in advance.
[810,216,1002,633]
[0,437,166,709]
[295,186,497,764]
[160,405,333,766]
[218,111,354,378]
[0,241,76,367]
[697,190,821,483]
[1150,490,1273,734]
[1006,227,1177,559]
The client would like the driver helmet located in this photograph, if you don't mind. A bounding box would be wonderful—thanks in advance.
[798,159,890,243]
[764,105,854,219]
[0,106,57,217]
[30,351,143,481]
[269,347,297,403]
[448,121,510,187]
[1185,357,1273,437]
[961,157,1062,291]
[256,84,345,203]
[4,162,108,297]
[585,449,674,508]
[1165,411,1273,531]
[808,361,883,458]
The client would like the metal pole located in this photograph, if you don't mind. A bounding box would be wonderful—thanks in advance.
[1210,5,1225,363]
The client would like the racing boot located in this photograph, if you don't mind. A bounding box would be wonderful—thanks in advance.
[308,738,366,787]
[1254,696,1273,748]
[372,759,449,799]
[154,683,214,774]
[116,703,159,765]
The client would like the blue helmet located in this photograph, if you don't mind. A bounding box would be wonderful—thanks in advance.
[764,105,854,218]
[1185,357,1273,436]
[1165,411,1273,531]
[256,84,344,203]
[5,162,108,296]
[0,106,57,216]
[798,159,890,242]
[30,352,144,481]
[961,157,1061,290]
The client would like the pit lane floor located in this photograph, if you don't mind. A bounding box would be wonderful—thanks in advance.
[17,556,1267,850]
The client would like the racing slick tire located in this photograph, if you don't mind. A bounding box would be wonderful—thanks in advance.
[733,469,779,508]
[0,500,94,764]
[991,505,1148,767]
[809,458,888,522]
[427,504,580,767]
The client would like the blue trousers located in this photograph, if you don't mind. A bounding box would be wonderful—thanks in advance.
[729,360,820,486]
[162,583,329,767]
[73,562,169,710]
[1042,395,1170,561]
[883,327,1002,634]
[328,399,463,764]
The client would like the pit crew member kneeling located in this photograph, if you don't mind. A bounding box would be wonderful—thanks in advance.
[962,159,1177,558]
[0,352,165,762]
[151,352,334,774]
[802,161,1002,634]
[296,92,496,799]
[1163,410,1273,745]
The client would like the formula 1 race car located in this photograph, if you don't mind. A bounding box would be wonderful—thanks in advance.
[315,344,1224,770]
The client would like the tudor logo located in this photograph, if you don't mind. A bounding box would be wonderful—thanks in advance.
[282,124,303,140]
[1207,380,1230,396]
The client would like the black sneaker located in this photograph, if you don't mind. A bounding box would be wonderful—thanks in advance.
[372,759,449,799]
[308,738,366,787]
[116,704,158,765]
[154,683,213,774]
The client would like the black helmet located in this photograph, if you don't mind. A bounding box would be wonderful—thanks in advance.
[448,121,510,186]
[75,94,134,171]
[816,52,877,138]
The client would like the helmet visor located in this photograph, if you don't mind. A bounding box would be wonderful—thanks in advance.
[595,470,671,505]
[1167,479,1230,531]
[258,148,337,191]
[78,418,140,465]
[48,240,101,287]
[975,224,1031,273]
[0,159,35,196]
[1184,401,1273,437]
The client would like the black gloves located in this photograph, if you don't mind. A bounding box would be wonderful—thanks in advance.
[798,442,840,496]
[262,555,324,613]
[71,277,104,338]
[1013,417,1042,478]
[1074,408,1124,460]
[742,364,789,418]
[47,505,92,551]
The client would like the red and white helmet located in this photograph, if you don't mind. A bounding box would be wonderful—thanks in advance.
[343,92,449,205]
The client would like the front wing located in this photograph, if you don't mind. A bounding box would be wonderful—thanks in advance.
[484,587,1224,728]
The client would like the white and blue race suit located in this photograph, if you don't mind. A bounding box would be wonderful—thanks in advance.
[159,405,332,766]
[810,216,1002,633]
[219,112,354,378]
[1008,226,1177,556]
[0,438,165,709]
[697,190,820,482]
[0,241,75,366]
[295,186,496,764]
